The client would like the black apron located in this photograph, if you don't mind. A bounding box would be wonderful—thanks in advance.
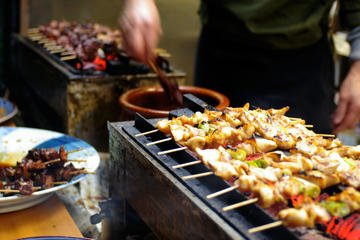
[194,22,335,134]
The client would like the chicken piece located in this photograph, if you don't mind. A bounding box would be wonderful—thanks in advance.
[338,168,360,189]
[326,187,360,212]
[278,208,314,228]
[294,170,340,189]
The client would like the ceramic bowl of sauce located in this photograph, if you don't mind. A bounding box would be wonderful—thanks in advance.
[118,85,230,119]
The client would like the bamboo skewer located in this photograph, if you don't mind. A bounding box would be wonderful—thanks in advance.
[60,55,77,61]
[69,170,96,175]
[206,185,239,199]
[222,198,259,212]
[317,133,336,138]
[68,148,86,154]
[181,172,213,180]
[50,49,67,54]
[42,158,87,166]
[53,181,69,185]
[135,129,159,137]
[46,46,63,51]
[27,28,39,33]
[172,160,201,169]
[0,186,42,193]
[146,137,172,146]
[248,221,283,234]
[61,51,75,56]
[304,125,313,128]
[158,147,187,156]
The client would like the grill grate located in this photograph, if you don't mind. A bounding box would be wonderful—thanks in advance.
[120,94,299,240]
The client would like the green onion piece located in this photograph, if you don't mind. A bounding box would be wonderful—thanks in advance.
[198,121,210,132]
[343,157,356,169]
[319,200,350,217]
[294,177,321,198]
[244,158,268,168]
[227,149,247,161]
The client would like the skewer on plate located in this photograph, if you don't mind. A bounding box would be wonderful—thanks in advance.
[248,221,283,234]
[53,181,69,185]
[0,186,41,193]
[69,170,96,175]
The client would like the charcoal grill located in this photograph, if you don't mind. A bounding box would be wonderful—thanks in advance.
[107,94,302,240]
[9,34,185,151]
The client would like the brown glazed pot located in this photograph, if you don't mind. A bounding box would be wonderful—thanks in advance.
[119,85,230,119]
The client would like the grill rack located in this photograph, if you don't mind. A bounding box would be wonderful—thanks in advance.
[121,94,299,240]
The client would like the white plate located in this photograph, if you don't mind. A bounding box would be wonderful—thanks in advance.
[0,127,100,213]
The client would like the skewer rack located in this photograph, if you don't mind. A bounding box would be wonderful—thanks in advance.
[108,94,299,240]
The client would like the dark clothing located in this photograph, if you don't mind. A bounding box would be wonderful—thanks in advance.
[199,0,360,49]
[195,22,335,133]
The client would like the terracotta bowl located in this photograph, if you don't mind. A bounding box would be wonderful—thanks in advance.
[119,85,230,119]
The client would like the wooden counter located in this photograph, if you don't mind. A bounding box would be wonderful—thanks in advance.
[0,194,84,239]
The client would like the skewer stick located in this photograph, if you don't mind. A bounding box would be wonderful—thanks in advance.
[46,46,63,51]
[158,147,187,156]
[60,55,77,61]
[27,28,39,33]
[38,39,51,44]
[42,158,87,166]
[172,160,201,169]
[222,198,258,212]
[50,49,67,54]
[69,170,96,175]
[44,42,57,47]
[135,129,159,137]
[248,221,283,234]
[149,61,159,75]
[181,172,213,180]
[68,148,86,154]
[53,181,68,185]
[317,133,336,138]
[304,125,313,128]
[61,51,75,56]
[146,137,172,146]
[0,186,42,193]
[288,117,302,121]
[206,185,239,199]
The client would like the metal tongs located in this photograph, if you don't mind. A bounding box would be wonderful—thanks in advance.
[149,59,183,106]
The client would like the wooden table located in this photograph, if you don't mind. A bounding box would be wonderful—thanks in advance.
[0,194,84,239]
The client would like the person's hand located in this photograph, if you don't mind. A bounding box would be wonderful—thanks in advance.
[119,0,162,63]
[332,60,360,133]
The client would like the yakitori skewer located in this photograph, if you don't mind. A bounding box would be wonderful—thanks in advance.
[68,148,86,154]
[61,51,75,56]
[146,137,172,146]
[69,170,96,175]
[172,160,201,169]
[181,172,213,180]
[44,42,57,47]
[222,198,258,212]
[248,221,283,234]
[158,147,187,156]
[27,27,39,33]
[50,49,67,54]
[0,186,42,194]
[60,55,77,61]
[41,158,86,166]
[317,133,336,138]
[46,46,63,51]
[135,129,159,137]
[206,185,239,199]
[53,181,69,185]
[304,125,313,128]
